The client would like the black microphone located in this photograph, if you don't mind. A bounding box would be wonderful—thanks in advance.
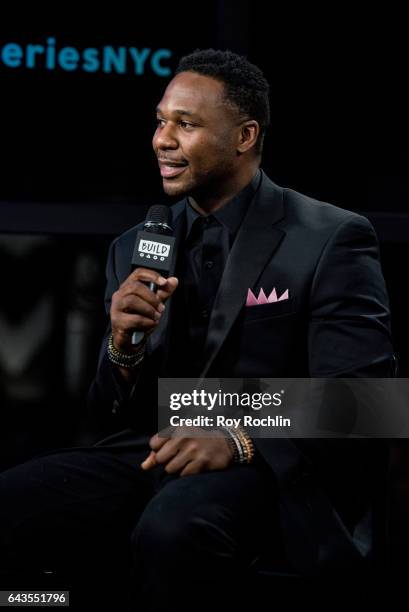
[131,205,175,345]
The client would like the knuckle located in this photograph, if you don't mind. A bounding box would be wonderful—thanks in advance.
[200,454,210,467]
[111,291,121,308]
[149,306,158,319]
[134,267,147,277]
[132,280,144,293]
[189,441,199,453]
[155,448,167,463]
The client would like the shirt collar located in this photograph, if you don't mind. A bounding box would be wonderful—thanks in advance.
[185,169,261,240]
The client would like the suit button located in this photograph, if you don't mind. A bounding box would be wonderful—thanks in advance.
[112,400,120,415]
[205,261,214,270]
[201,309,209,319]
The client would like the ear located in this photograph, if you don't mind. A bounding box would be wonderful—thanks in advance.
[237,120,260,154]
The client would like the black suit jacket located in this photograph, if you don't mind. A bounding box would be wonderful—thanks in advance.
[88,170,394,574]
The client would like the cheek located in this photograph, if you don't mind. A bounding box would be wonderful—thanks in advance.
[152,130,159,150]
[209,132,236,161]
[190,136,233,168]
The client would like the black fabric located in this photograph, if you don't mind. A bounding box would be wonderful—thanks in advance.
[0,442,280,611]
[0,171,394,609]
[167,170,260,376]
[85,171,394,575]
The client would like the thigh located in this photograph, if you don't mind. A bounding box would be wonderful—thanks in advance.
[130,462,282,612]
[0,446,155,571]
[142,462,281,562]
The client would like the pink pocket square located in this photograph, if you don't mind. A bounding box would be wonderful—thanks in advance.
[246,287,289,306]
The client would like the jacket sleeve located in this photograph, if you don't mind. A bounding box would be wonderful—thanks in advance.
[257,215,394,515]
[86,237,145,436]
[308,214,394,376]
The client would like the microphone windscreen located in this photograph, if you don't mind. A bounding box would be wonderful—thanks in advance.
[144,205,172,233]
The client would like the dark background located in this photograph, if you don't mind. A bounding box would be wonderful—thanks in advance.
[0,1,408,572]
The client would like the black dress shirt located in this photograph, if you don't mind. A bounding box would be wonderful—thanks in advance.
[167,170,261,376]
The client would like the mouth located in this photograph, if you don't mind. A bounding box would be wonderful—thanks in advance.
[158,159,188,179]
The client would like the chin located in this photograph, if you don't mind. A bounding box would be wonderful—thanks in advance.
[162,179,190,198]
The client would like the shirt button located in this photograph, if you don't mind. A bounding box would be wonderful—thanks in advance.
[205,261,214,270]
[201,309,209,319]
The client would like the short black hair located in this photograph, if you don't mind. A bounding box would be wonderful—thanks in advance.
[176,49,270,155]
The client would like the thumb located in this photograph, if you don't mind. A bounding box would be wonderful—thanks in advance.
[157,277,179,302]
[166,276,179,292]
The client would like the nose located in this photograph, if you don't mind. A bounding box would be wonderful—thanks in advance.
[153,122,178,151]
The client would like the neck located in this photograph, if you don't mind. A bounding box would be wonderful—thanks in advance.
[188,163,260,216]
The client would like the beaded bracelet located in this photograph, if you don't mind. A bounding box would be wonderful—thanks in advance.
[107,333,146,369]
[218,426,241,463]
[236,427,255,463]
[224,434,239,463]
[228,427,246,463]
[219,426,254,464]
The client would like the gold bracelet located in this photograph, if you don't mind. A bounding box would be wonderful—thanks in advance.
[236,427,255,464]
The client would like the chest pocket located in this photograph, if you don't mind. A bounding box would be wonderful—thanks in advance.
[243,297,296,323]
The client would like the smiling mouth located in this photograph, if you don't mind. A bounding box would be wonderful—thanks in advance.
[158,162,188,179]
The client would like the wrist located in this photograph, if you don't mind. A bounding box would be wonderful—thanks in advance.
[219,426,255,465]
[107,333,146,369]
[112,330,145,353]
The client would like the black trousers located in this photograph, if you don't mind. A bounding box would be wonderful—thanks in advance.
[0,432,282,611]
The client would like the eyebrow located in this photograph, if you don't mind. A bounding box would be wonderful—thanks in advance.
[156,106,198,118]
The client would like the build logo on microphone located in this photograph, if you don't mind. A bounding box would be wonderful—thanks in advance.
[132,231,175,272]
[138,239,170,261]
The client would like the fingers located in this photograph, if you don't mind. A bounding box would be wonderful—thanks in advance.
[156,276,179,302]
[140,438,180,472]
[143,432,230,476]
[113,271,178,317]
[126,268,168,287]
[162,450,192,474]
[121,277,161,304]
[141,428,176,471]
[180,461,201,477]
[124,269,178,303]
[149,432,170,451]
[140,448,195,475]
[140,451,157,470]
[110,269,178,350]
[154,440,180,466]
[119,293,162,320]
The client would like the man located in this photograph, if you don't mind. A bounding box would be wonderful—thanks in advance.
[0,49,393,609]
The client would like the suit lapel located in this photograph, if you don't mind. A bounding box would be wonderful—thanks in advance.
[147,200,186,356]
[200,172,286,377]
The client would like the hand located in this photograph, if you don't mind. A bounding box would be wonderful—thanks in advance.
[141,429,235,477]
[110,268,178,352]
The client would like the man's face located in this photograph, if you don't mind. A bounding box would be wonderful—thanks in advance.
[152,71,240,198]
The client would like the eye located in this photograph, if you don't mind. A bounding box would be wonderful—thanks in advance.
[156,118,166,127]
[180,121,194,130]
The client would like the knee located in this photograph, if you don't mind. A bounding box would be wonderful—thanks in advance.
[131,495,193,561]
[130,492,234,572]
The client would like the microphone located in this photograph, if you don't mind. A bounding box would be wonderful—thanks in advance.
[131,205,175,345]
